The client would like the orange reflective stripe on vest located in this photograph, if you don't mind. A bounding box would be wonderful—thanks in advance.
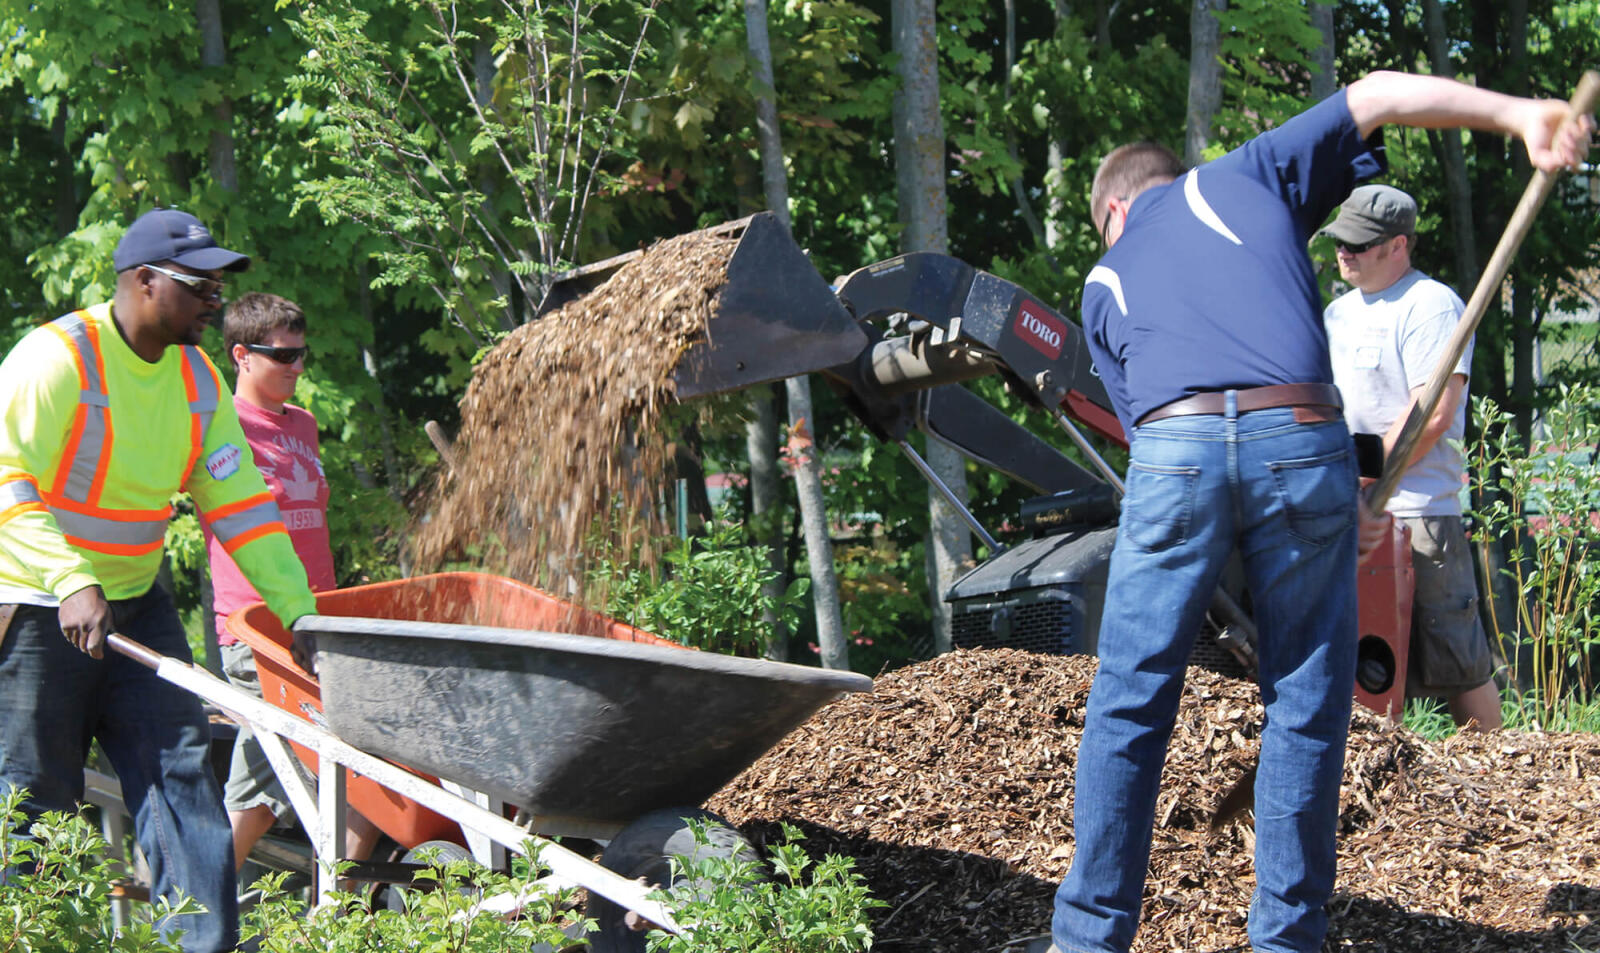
[37,311,220,558]
[41,312,113,505]
[179,346,220,486]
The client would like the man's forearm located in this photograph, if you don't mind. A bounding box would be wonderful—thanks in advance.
[1348,71,1534,139]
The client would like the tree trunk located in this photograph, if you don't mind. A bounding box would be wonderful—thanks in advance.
[1184,0,1225,167]
[1003,0,1052,260]
[357,260,409,574]
[1421,0,1478,291]
[1505,0,1534,448]
[745,385,789,661]
[1308,0,1335,102]
[195,0,237,192]
[892,0,968,655]
[745,0,849,669]
[1044,0,1072,247]
[51,107,74,239]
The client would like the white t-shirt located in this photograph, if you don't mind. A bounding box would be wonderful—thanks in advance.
[1325,269,1471,517]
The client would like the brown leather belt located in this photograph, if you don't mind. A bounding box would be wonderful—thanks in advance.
[1137,382,1343,426]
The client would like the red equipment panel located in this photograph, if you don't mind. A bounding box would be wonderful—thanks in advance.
[1352,520,1414,720]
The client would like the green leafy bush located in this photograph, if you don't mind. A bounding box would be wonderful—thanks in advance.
[1469,386,1600,726]
[242,844,587,952]
[598,519,809,656]
[0,789,196,952]
[648,822,881,953]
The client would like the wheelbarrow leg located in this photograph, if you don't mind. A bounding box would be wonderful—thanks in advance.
[440,780,508,870]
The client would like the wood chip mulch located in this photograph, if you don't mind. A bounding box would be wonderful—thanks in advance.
[411,228,736,602]
[708,649,1600,952]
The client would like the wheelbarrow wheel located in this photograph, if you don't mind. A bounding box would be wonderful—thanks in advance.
[587,807,764,953]
[384,839,474,912]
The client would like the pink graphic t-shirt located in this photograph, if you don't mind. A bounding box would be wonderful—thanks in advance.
[207,400,337,644]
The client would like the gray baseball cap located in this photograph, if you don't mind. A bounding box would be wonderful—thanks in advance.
[1322,184,1417,245]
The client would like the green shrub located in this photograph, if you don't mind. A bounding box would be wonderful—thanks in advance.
[647,822,881,953]
[0,788,196,952]
[242,844,587,952]
[598,518,808,656]
[1468,387,1600,727]
[3,794,878,953]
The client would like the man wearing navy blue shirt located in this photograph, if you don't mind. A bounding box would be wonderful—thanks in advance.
[1049,72,1591,953]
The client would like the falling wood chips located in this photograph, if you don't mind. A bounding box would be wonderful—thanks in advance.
[410,230,737,605]
[709,649,1600,951]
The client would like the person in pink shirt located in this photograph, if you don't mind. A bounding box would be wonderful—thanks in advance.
[207,292,379,871]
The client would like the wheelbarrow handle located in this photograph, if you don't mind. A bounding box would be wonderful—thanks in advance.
[106,632,164,669]
[102,630,682,933]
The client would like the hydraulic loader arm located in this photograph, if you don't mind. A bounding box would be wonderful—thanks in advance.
[833,253,1126,447]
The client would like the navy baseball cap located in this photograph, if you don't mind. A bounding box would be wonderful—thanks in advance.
[113,209,251,273]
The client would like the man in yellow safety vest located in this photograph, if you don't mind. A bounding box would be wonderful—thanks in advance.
[0,209,319,952]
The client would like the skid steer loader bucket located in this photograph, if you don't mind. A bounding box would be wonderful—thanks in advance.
[536,213,869,399]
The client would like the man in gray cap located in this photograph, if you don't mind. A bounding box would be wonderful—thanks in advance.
[0,208,318,950]
[1323,184,1503,731]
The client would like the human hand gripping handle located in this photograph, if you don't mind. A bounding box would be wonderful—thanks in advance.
[1516,76,1598,172]
[58,585,113,658]
[289,619,318,677]
[1356,491,1391,565]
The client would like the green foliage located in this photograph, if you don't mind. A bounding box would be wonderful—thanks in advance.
[1468,387,1600,725]
[289,0,659,339]
[0,789,197,951]
[242,845,585,952]
[1209,0,1327,150]
[832,538,930,673]
[1,793,876,953]
[648,822,881,953]
[1404,689,1600,739]
[598,518,809,656]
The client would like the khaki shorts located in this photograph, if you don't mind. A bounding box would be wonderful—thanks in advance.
[220,640,292,819]
[1401,515,1497,696]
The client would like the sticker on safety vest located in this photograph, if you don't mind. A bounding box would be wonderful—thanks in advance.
[206,443,243,481]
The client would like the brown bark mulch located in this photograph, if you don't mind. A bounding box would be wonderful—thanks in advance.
[708,649,1600,952]
[411,228,734,604]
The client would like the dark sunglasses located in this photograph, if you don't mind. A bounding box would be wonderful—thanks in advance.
[1335,236,1389,255]
[143,262,225,301]
[243,343,310,365]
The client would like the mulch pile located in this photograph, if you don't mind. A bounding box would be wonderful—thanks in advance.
[709,649,1600,951]
[411,229,736,606]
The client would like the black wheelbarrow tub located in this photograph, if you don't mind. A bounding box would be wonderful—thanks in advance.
[296,614,873,830]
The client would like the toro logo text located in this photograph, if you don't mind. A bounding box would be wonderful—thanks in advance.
[1013,299,1067,360]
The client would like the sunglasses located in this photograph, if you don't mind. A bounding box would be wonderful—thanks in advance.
[143,262,225,301]
[242,343,310,365]
[1335,236,1389,255]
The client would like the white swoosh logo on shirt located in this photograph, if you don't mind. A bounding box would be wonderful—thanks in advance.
[1185,170,1243,245]
[1086,265,1128,317]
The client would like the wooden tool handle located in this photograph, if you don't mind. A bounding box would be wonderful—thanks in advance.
[1367,70,1600,512]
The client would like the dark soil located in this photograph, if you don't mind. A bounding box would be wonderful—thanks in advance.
[709,649,1600,952]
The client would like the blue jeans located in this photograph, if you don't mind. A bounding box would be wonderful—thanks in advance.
[1053,399,1359,953]
[0,586,237,953]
